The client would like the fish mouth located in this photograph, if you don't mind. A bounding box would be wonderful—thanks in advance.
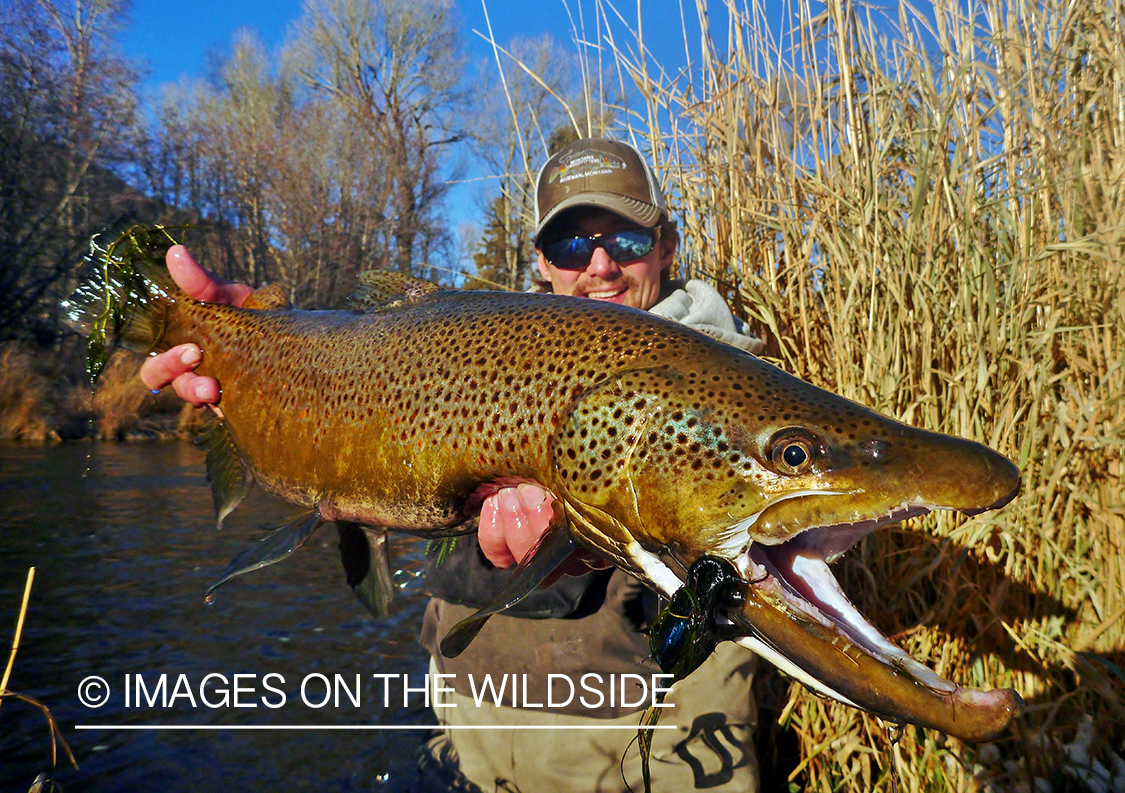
[743,505,954,692]
[722,504,1024,741]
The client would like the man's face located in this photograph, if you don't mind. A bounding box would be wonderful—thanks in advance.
[536,208,673,311]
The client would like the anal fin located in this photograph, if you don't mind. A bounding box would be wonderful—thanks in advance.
[337,521,395,618]
[207,510,324,601]
[439,511,575,658]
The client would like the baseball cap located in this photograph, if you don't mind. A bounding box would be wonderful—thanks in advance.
[533,138,669,245]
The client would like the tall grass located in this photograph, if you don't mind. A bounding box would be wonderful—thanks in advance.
[580,0,1124,787]
[0,346,54,442]
[0,343,195,441]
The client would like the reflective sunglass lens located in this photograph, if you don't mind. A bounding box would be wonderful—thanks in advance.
[542,237,593,270]
[604,229,656,260]
[543,228,658,270]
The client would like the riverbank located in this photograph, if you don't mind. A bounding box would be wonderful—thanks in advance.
[0,342,210,442]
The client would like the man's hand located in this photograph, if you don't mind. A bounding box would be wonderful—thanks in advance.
[138,245,253,405]
[141,249,598,581]
[478,483,555,568]
[477,482,609,578]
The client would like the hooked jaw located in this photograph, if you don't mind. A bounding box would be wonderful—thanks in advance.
[716,448,1024,741]
[586,359,1025,740]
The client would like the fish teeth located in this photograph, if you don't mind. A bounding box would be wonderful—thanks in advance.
[755,547,960,695]
[715,489,850,557]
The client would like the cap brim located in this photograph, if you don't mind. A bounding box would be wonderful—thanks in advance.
[535,193,663,244]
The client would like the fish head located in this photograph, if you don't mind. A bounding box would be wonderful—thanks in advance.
[559,357,1018,564]
[732,405,1021,554]
[553,350,1023,741]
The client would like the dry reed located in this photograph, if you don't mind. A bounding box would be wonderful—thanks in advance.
[0,346,55,441]
[1,568,78,789]
[564,0,1124,787]
[0,342,191,441]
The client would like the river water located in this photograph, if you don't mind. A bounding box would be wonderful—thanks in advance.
[0,442,443,792]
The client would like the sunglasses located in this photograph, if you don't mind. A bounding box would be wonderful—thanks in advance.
[541,227,660,271]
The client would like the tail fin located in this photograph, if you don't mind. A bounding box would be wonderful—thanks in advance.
[64,224,184,382]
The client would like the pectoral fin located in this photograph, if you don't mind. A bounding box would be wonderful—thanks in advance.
[439,516,575,658]
[206,510,324,600]
[337,522,395,618]
[199,420,254,530]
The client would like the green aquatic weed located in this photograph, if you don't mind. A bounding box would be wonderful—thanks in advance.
[70,224,185,382]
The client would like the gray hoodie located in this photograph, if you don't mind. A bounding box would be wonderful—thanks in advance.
[651,279,764,354]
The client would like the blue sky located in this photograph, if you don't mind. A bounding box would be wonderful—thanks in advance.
[117,0,600,91]
[115,0,778,260]
[115,0,728,250]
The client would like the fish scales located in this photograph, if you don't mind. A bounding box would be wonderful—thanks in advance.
[165,290,741,532]
[167,289,933,558]
[69,231,1025,742]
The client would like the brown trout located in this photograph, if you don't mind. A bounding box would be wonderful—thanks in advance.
[69,227,1023,741]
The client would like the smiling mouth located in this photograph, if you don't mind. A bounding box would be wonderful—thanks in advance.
[584,287,627,300]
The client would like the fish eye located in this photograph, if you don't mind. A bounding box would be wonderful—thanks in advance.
[768,431,818,475]
[783,444,808,467]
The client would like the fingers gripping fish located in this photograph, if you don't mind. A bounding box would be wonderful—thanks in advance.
[68,226,1023,742]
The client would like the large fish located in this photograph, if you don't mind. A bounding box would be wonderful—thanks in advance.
[69,227,1023,741]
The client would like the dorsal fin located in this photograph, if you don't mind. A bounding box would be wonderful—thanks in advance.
[351,271,444,311]
[241,283,292,310]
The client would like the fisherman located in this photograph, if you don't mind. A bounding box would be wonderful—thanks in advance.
[141,137,764,792]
